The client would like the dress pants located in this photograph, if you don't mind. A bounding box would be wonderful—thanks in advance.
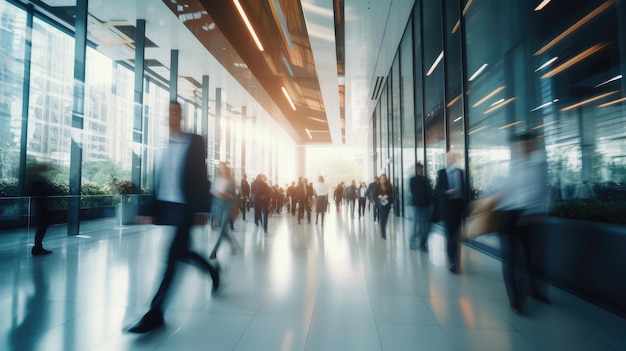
[357,198,366,217]
[500,210,546,306]
[444,198,465,268]
[378,203,391,238]
[149,202,212,314]
[411,206,430,249]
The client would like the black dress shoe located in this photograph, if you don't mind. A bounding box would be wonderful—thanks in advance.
[449,264,458,274]
[128,311,165,333]
[531,293,551,304]
[32,247,52,256]
[510,301,523,315]
[208,260,221,295]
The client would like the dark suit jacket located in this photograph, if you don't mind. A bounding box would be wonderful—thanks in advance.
[410,175,431,207]
[149,133,211,222]
[434,168,467,223]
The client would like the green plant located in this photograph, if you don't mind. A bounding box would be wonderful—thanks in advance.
[550,199,626,224]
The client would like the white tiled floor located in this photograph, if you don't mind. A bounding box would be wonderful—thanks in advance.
[1,208,625,350]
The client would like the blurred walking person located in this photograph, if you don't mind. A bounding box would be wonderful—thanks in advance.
[373,174,393,239]
[128,101,219,334]
[410,162,431,251]
[209,162,241,259]
[28,162,53,256]
[435,151,467,274]
[496,133,550,314]
[314,176,329,226]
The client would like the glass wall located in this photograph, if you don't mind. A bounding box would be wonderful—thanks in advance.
[423,0,446,182]
[0,1,25,184]
[372,0,626,225]
[400,19,415,215]
[0,0,291,237]
[391,52,402,215]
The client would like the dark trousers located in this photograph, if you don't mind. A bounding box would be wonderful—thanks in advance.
[372,201,379,221]
[500,210,546,305]
[290,197,296,215]
[444,198,465,267]
[254,201,262,225]
[298,199,311,223]
[33,200,49,248]
[315,195,327,225]
[260,202,269,233]
[149,202,212,315]
[378,203,391,238]
[358,198,366,217]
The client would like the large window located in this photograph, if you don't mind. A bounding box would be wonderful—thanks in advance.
[463,0,626,222]
[423,0,445,181]
[401,18,415,215]
[27,16,74,191]
[0,1,25,184]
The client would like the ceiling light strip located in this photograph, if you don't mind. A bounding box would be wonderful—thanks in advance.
[534,0,552,11]
[533,121,558,129]
[560,90,619,111]
[531,101,553,112]
[305,128,313,139]
[499,121,523,130]
[426,51,444,76]
[233,0,264,51]
[598,96,626,108]
[595,74,622,88]
[534,0,615,56]
[483,97,516,114]
[473,86,505,107]
[535,57,558,72]
[447,94,462,107]
[541,43,607,79]
[281,86,297,110]
[468,126,487,135]
[469,64,488,81]
[451,0,473,34]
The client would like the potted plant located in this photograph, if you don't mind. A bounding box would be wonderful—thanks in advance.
[109,177,137,225]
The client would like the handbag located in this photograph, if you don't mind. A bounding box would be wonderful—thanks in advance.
[464,196,501,238]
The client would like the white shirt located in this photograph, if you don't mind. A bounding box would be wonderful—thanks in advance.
[314,182,328,196]
[497,150,548,215]
[156,134,190,204]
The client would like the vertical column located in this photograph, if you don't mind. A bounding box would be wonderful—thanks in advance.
[67,0,88,236]
[202,75,209,148]
[268,139,273,182]
[142,83,150,188]
[131,20,146,194]
[169,50,178,102]
[617,1,626,120]
[252,115,257,174]
[215,88,222,162]
[18,5,34,196]
[241,106,247,174]
[296,146,306,177]
[225,111,231,164]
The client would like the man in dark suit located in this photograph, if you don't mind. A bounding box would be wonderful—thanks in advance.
[435,151,467,274]
[252,174,270,233]
[410,162,431,251]
[296,177,311,224]
[128,101,219,334]
[366,176,379,221]
[240,174,250,220]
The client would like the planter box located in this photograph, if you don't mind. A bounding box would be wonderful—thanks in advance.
[465,217,626,317]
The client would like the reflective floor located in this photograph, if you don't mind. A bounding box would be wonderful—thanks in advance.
[1,207,625,351]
